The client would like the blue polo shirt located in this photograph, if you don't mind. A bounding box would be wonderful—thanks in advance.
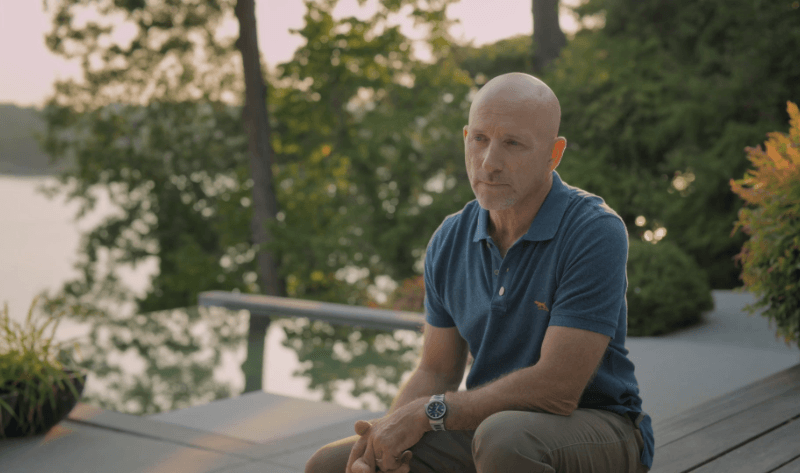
[424,171,654,469]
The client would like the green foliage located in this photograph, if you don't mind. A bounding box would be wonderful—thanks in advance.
[42,0,251,312]
[41,0,476,410]
[626,240,714,336]
[42,101,256,312]
[547,0,800,289]
[40,0,271,412]
[39,100,262,412]
[268,0,473,305]
[0,297,85,436]
[270,0,474,407]
[730,102,800,346]
[453,35,532,85]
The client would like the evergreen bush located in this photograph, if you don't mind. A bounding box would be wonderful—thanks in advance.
[626,239,714,336]
[730,102,800,346]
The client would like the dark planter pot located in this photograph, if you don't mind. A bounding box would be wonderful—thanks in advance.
[0,369,86,438]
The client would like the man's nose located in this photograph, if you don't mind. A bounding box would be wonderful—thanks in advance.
[480,142,503,173]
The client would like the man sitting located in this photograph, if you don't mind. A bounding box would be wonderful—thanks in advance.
[306,72,654,473]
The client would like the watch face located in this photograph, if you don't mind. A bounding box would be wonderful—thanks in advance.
[426,401,446,420]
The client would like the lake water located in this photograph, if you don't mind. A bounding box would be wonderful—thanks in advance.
[0,175,383,412]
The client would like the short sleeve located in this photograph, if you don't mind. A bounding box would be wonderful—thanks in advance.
[423,229,456,328]
[549,215,628,338]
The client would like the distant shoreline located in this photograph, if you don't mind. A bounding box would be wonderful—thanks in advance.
[0,170,61,178]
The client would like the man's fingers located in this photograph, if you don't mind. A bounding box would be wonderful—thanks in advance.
[382,452,413,473]
[354,420,371,436]
[380,451,403,471]
[346,435,369,473]
[363,438,377,471]
[351,457,371,473]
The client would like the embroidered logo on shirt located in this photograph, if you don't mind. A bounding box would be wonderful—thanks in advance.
[535,301,549,312]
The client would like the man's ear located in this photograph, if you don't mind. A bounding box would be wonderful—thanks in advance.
[549,137,567,171]
[463,125,469,141]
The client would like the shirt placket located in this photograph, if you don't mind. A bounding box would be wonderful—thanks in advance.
[486,239,508,314]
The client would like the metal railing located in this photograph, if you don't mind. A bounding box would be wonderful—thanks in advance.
[198,291,425,392]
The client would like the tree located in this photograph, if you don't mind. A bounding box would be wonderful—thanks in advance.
[547,0,800,288]
[267,0,477,407]
[39,0,478,411]
[234,0,282,392]
[532,0,567,73]
[40,0,257,413]
[267,0,473,305]
[454,35,532,84]
[234,0,281,298]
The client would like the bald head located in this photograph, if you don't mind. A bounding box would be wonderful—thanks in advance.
[469,73,561,142]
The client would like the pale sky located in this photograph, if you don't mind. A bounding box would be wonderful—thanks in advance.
[0,0,581,107]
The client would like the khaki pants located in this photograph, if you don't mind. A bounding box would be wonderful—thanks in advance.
[306,408,649,473]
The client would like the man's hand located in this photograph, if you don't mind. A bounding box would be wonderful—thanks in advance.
[345,398,428,472]
[346,422,376,473]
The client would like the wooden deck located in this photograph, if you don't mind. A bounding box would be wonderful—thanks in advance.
[1,363,798,472]
[0,391,382,473]
[650,362,800,473]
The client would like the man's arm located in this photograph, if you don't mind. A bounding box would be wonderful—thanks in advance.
[349,324,610,473]
[440,325,610,430]
[346,323,468,473]
[388,323,469,413]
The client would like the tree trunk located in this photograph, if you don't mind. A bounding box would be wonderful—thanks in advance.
[235,0,282,392]
[532,0,567,73]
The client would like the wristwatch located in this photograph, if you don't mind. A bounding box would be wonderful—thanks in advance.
[425,394,447,431]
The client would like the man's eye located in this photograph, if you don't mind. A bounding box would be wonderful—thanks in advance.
[507,140,519,146]
[474,136,485,142]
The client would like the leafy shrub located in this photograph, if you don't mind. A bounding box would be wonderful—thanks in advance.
[730,102,800,346]
[626,239,714,336]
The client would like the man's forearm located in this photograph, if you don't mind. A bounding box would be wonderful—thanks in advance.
[442,364,575,431]
[388,367,461,414]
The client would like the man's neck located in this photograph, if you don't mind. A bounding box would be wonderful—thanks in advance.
[488,177,553,255]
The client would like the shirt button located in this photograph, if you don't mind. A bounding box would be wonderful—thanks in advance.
[494,270,499,275]
[506,268,509,272]
[499,287,505,296]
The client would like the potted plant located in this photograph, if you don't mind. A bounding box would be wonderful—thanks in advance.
[0,296,86,438]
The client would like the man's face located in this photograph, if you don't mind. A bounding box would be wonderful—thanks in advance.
[463,95,554,212]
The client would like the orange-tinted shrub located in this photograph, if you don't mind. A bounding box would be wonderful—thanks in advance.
[730,101,800,346]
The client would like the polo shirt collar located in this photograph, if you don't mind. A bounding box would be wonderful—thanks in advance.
[474,170,570,243]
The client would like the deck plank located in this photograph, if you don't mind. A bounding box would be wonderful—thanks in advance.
[0,420,250,473]
[772,456,800,473]
[654,363,800,447]
[149,391,380,446]
[650,384,800,473]
[691,416,800,473]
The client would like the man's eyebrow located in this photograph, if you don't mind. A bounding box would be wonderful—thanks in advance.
[469,129,528,141]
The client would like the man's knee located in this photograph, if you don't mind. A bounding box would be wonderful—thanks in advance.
[304,446,331,473]
[304,435,357,473]
[472,411,549,471]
